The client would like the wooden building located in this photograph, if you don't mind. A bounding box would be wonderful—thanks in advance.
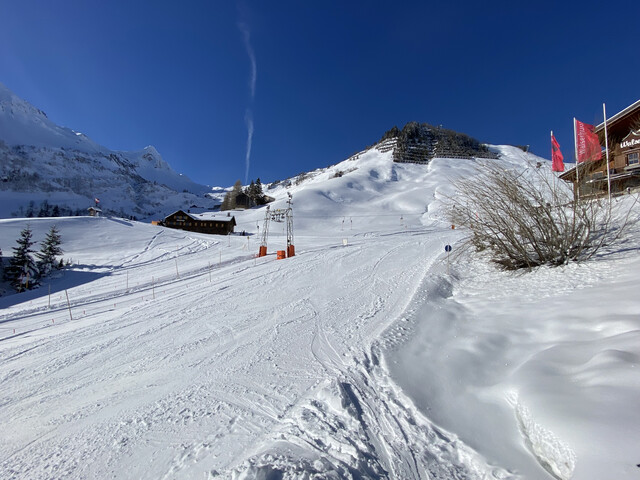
[162,210,236,235]
[233,192,275,209]
[88,207,102,217]
[234,192,253,209]
[560,99,640,197]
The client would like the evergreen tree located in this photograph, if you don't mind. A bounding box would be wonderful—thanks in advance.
[5,226,39,292]
[255,178,265,204]
[246,180,257,204]
[244,178,265,206]
[25,200,35,218]
[36,225,63,277]
[38,200,51,217]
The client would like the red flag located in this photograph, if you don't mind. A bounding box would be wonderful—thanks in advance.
[94,198,100,204]
[575,119,602,163]
[551,133,564,172]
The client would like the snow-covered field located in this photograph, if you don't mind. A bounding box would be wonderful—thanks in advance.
[1,147,639,479]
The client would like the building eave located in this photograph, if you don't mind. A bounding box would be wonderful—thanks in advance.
[595,99,640,132]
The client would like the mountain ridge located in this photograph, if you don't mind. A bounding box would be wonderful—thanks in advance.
[0,82,212,219]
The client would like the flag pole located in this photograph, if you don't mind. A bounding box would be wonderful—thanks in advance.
[573,118,580,200]
[603,103,612,204]
[551,130,556,192]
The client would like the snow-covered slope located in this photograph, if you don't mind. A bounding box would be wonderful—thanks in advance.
[1,144,638,479]
[0,82,211,219]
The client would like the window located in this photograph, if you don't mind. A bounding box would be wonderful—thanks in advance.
[628,152,639,165]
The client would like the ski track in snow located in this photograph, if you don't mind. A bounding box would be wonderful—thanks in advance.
[0,224,514,480]
[226,233,515,480]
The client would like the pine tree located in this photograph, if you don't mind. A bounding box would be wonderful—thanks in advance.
[25,200,35,218]
[255,178,265,204]
[5,226,39,292]
[36,225,63,277]
[246,180,257,204]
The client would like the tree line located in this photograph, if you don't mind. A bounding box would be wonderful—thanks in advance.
[220,178,269,210]
[379,122,497,162]
[14,200,84,218]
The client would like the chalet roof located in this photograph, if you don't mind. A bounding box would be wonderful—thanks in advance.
[558,158,607,182]
[190,212,235,222]
[559,164,579,181]
[165,209,235,223]
[595,99,640,133]
[88,207,102,212]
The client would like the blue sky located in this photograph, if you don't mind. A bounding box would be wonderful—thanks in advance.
[1,1,637,187]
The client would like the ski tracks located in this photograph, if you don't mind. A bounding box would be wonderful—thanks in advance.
[227,233,516,479]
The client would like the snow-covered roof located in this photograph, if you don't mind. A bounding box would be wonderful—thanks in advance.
[190,212,235,222]
[165,209,234,222]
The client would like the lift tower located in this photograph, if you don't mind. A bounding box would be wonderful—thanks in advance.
[257,193,295,258]
[285,193,295,257]
[258,206,270,257]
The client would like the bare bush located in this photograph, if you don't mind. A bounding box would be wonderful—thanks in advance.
[446,161,635,270]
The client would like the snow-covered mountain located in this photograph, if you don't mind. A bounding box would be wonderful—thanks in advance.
[0,82,212,219]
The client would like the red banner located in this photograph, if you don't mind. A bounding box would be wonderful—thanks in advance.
[575,119,602,163]
[551,134,564,172]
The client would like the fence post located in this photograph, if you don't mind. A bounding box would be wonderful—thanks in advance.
[65,290,73,321]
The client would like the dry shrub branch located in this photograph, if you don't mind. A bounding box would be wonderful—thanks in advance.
[446,161,635,270]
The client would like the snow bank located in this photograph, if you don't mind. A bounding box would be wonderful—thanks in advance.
[386,189,640,479]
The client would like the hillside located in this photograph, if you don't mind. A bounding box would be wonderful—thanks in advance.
[380,121,499,164]
[0,82,213,219]
[1,144,638,479]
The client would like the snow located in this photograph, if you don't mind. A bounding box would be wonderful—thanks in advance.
[184,212,236,222]
[0,82,211,219]
[1,145,639,479]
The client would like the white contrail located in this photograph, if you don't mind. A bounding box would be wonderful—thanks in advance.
[244,109,253,184]
[238,22,256,100]
[238,22,256,183]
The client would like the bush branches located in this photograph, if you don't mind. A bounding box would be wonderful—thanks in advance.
[446,161,635,270]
